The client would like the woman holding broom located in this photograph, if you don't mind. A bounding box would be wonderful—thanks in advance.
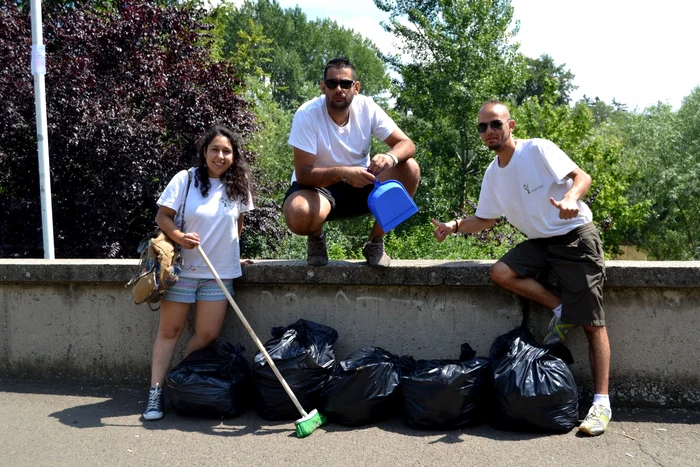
[142,124,255,421]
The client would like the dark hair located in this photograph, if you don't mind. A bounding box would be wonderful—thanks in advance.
[194,124,253,205]
[323,57,357,81]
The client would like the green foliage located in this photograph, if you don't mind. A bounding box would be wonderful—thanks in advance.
[0,0,267,258]
[386,221,524,260]
[616,91,700,259]
[376,0,521,216]
[214,0,391,109]
[513,54,577,106]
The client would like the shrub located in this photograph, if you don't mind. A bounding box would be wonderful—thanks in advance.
[0,0,281,258]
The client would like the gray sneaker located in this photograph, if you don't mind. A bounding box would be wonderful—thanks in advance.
[362,239,391,267]
[143,384,163,421]
[307,235,328,266]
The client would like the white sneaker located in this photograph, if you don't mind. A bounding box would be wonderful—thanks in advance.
[578,403,611,436]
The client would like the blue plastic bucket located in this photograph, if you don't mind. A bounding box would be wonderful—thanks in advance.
[367,179,419,233]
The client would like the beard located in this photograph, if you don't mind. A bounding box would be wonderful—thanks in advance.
[487,142,502,151]
[328,95,353,111]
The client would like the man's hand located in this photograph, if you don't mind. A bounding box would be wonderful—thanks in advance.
[549,196,580,219]
[344,166,376,187]
[368,153,395,175]
[431,219,455,243]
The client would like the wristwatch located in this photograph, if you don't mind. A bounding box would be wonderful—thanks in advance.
[387,152,399,167]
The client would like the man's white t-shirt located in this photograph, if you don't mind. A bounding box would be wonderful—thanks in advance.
[475,138,592,239]
[157,168,254,279]
[287,94,397,182]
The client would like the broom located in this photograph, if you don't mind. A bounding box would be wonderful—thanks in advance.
[195,245,326,438]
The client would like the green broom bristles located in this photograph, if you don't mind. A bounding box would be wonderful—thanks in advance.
[294,409,327,438]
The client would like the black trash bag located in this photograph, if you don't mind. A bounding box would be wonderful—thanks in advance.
[401,343,490,429]
[253,319,338,420]
[165,340,252,418]
[319,347,415,426]
[488,327,578,433]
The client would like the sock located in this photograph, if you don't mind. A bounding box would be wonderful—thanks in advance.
[552,304,563,318]
[593,394,611,409]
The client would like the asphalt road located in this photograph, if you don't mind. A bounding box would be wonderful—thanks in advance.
[1,379,699,466]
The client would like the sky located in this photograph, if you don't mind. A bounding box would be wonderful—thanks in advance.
[241,0,700,111]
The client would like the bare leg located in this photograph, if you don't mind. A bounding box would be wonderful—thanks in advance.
[150,300,191,387]
[583,325,610,395]
[490,261,561,309]
[185,299,228,356]
[283,191,332,238]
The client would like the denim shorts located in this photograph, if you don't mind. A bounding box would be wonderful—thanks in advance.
[163,277,233,304]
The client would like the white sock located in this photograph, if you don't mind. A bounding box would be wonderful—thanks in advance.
[593,394,611,409]
[552,304,563,318]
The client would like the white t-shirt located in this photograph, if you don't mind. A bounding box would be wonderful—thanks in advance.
[287,94,397,182]
[475,138,592,239]
[157,168,254,279]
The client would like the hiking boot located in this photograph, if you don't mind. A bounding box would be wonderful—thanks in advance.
[543,315,576,345]
[362,239,391,267]
[307,235,328,266]
[142,384,163,421]
[578,403,612,436]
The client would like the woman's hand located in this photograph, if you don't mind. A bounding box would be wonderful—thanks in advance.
[180,232,200,249]
[240,259,254,266]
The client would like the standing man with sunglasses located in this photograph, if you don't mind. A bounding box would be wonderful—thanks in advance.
[283,57,420,267]
[432,100,611,436]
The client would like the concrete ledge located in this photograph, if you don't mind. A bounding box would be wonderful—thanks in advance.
[2,259,699,287]
[1,259,700,409]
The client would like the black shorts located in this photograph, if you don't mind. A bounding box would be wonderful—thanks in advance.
[499,222,606,326]
[283,181,374,221]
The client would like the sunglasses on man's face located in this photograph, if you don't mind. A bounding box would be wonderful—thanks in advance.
[324,79,355,90]
[477,119,510,133]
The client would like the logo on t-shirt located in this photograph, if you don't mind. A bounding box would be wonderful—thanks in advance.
[523,183,543,194]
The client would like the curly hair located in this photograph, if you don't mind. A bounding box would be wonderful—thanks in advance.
[194,124,254,205]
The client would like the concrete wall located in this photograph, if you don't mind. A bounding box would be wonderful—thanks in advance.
[1,259,699,408]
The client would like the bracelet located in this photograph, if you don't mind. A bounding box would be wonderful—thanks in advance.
[386,152,399,167]
[342,167,347,183]
[454,218,460,233]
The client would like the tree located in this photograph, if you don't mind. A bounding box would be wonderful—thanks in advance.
[375,0,522,217]
[214,0,391,110]
[513,54,577,106]
[618,91,700,260]
[0,0,265,258]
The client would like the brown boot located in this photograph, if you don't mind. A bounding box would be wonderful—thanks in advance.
[307,234,329,266]
[362,237,391,267]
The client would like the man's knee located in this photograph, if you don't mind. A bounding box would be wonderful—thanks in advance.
[283,192,328,235]
[400,158,421,193]
[490,261,516,286]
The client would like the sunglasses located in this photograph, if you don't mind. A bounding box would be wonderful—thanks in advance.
[477,119,510,133]
[324,79,355,90]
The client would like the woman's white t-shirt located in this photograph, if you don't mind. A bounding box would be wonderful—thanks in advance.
[157,168,254,279]
[475,139,592,239]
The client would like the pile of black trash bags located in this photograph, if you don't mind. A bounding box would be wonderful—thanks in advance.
[165,319,579,433]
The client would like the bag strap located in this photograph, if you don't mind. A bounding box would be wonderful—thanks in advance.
[173,170,192,256]
[175,169,192,231]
